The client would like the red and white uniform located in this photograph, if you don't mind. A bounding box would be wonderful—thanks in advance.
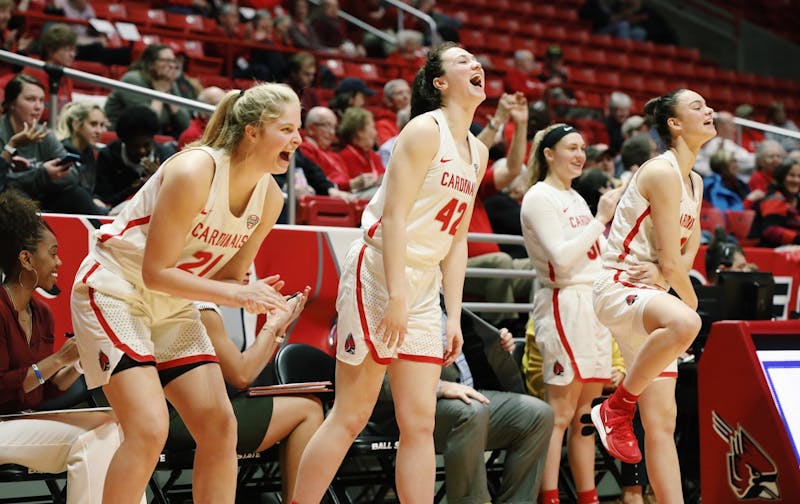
[521,182,611,386]
[337,108,480,365]
[593,150,701,377]
[71,146,270,388]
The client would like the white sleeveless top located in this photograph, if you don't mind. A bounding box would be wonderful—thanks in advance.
[522,182,605,289]
[362,108,480,268]
[602,150,701,290]
[92,146,270,285]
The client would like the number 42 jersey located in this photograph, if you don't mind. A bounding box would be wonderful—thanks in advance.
[362,108,481,268]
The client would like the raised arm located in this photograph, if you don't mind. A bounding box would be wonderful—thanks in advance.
[638,161,697,309]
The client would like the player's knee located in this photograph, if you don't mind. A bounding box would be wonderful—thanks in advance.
[125,409,170,456]
[194,403,237,448]
[669,311,701,347]
[330,404,373,438]
[642,402,677,436]
[551,403,577,431]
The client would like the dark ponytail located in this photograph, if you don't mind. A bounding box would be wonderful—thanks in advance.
[410,42,458,119]
[643,89,684,148]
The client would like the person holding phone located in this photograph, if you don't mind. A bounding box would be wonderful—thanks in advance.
[0,75,106,214]
[95,105,176,210]
[56,101,109,208]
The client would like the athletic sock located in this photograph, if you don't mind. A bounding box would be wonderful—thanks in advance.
[608,382,638,413]
[539,489,560,504]
[577,488,599,504]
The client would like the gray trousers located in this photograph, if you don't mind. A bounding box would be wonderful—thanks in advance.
[433,390,554,504]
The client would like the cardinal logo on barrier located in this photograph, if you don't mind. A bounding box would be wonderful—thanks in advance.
[712,411,780,500]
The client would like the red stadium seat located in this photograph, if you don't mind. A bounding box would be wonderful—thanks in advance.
[93,3,127,21]
[485,78,504,99]
[322,58,345,79]
[297,196,357,227]
[725,209,756,241]
[700,207,726,233]
[344,62,381,85]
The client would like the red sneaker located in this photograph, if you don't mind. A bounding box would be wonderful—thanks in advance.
[591,400,642,464]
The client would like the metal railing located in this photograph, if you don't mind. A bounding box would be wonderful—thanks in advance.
[464,233,535,315]
[384,0,441,45]
[306,0,397,46]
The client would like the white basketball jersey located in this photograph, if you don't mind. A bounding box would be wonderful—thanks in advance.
[92,146,270,285]
[603,150,701,290]
[362,109,480,268]
[523,182,604,289]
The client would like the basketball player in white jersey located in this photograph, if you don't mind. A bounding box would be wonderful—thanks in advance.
[522,123,648,504]
[292,43,489,503]
[70,83,299,503]
[591,89,716,503]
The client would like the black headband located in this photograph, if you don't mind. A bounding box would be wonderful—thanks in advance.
[540,124,578,152]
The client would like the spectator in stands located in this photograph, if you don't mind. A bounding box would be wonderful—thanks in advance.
[765,101,800,152]
[167,295,324,502]
[52,0,131,66]
[580,0,647,40]
[412,0,462,44]
[483,168,529,259]
[749,139,786,194]
[386,30,426,82]
[0,75,106,214]
[374,78,411,146]
[337,106,384,199]
[704,229,754,285]
[0,0,32,55]
[703,149,762,212]
[538,45,570,91]
[311,0,363,56]
[276,147,356,205]
[613,115,647,177]
[378,107,410,168]
[177,86,227,150]
[734,103,764,152]
[504,49,545,101]
[104,43,192,137]
[0,190,132,504]
[470,92,533,330]
[752,157,800,247]
[619,132,657,185]
[329,76,374,119]
[56,101,108,208]
[584,143,619,186]
[287,0,321,50]
[300,106,356,190]
[574,167,615,216]
[693,111,756,177]
[273,15,294,46]
[605,91,632,153]
[22,23,76,116]
[95,105,176,209]
[284,51,320,121]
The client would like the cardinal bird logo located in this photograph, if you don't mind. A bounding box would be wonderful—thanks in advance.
[246,214,260,229]
[625,294,638,306]
[553,361,564,376]
[712,411,780,500]
[344,333,356,354]
[98,350,110,372]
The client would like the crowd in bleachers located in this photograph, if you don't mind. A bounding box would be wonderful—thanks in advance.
[1,0,799,501]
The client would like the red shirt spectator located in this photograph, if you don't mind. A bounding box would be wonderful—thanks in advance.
[373,79,410,146]
[503,50,544,101]
[468,167,502,257]
[337,143,385,181]
[300,138,350,190]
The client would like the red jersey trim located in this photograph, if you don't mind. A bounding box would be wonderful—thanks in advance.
[659,371,678,378]
[355,244,392,365]
[552,288,584,381]
[397,353,444,365]
[617,207,651,262]
[367,218,382,239]
[99,215,151,243]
